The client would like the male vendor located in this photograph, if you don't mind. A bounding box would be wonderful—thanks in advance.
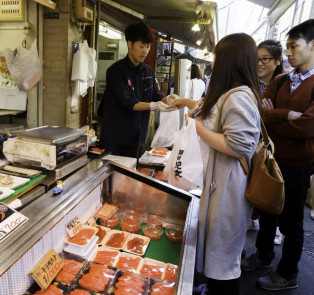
[99,21,174,158]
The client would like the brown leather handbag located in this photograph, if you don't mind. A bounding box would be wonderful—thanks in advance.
[239,119,285,215]
[220,89,285,215]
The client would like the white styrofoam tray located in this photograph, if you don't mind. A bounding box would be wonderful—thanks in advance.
[91,246,120,267]
[123,234,150,256]
[64,226,98,247]
[64,235,98,256]
[102,229,130,250]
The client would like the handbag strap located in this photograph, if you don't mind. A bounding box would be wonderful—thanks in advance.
[218,88,271,175]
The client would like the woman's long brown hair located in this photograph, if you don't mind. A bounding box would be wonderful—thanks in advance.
[200,33,262,119]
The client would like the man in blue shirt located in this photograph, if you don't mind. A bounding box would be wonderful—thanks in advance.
[99,21,173,158]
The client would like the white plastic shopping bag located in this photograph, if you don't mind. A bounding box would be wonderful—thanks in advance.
[4,41,41,91]
[151,110,180,148]
[164,118,203,191]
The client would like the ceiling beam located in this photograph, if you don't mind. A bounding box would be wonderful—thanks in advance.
[146,16,212,24]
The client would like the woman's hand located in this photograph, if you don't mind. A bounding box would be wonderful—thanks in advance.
[166,94,180,104]
[262,98,274,109]
[168,98,198,110]
[168,98,187,109]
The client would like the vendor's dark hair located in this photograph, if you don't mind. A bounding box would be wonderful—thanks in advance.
[258,39,283,80]
[201,33,262,119]
[125,21,154,44]
[287,19,314,43]
[191,64,202,79]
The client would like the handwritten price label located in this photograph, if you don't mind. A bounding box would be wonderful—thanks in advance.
[96,203,118,220]
[29,249,64,290]
[66,216,82,238]
[0,203,28,242]
[85,216,96,227]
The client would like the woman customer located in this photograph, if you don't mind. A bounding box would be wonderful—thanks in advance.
[169,33,262,295]
[249,40,284,244]
[257,39,283,94]
[188,63,205,100]
[183,64,205,115]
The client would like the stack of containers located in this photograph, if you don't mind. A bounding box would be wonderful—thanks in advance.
[64,226,99,260]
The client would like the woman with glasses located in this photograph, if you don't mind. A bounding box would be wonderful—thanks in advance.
[248,40,284,244]
[257,40,283,94]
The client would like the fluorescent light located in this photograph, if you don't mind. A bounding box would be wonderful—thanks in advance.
[192,23,200,31]
[196,39,202,45]
[99,24,122,39]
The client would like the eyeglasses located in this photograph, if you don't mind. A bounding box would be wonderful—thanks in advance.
[258,57,275,65]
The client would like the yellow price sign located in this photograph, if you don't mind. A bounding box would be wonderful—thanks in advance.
[29,249,64,290]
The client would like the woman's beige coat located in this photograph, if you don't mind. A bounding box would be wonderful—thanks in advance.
[196,86,261,280]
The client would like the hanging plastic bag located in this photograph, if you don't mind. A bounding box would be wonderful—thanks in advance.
[4,41,41,91]
[164,118,203,191]
[151,110,180,148]
[71,40,97,97]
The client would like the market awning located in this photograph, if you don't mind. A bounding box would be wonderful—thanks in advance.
[99,0,217,51]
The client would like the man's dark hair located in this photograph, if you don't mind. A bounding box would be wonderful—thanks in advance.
[125,21,154,44]
[287,19,314,43]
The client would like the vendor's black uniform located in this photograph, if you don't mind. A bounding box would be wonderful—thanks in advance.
[99,55,164,157]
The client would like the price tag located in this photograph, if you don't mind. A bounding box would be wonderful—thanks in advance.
[0,203,28,243]
[96,203,118,220]
[66,216,83,238]
[85,216,96,227]
[29,249,64,290]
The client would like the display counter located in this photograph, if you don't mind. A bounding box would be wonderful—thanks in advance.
[0,158,199,295]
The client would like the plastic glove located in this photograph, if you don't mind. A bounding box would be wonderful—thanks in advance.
[166,94,180,104]
[150,101,176,112]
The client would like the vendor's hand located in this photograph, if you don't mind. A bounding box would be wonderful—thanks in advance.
[288,111,302,120]
[150,101,177,112]
[166,94,180,104]
[262,98,274,109]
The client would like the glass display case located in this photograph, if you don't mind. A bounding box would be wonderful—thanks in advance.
[0,159,199,295]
